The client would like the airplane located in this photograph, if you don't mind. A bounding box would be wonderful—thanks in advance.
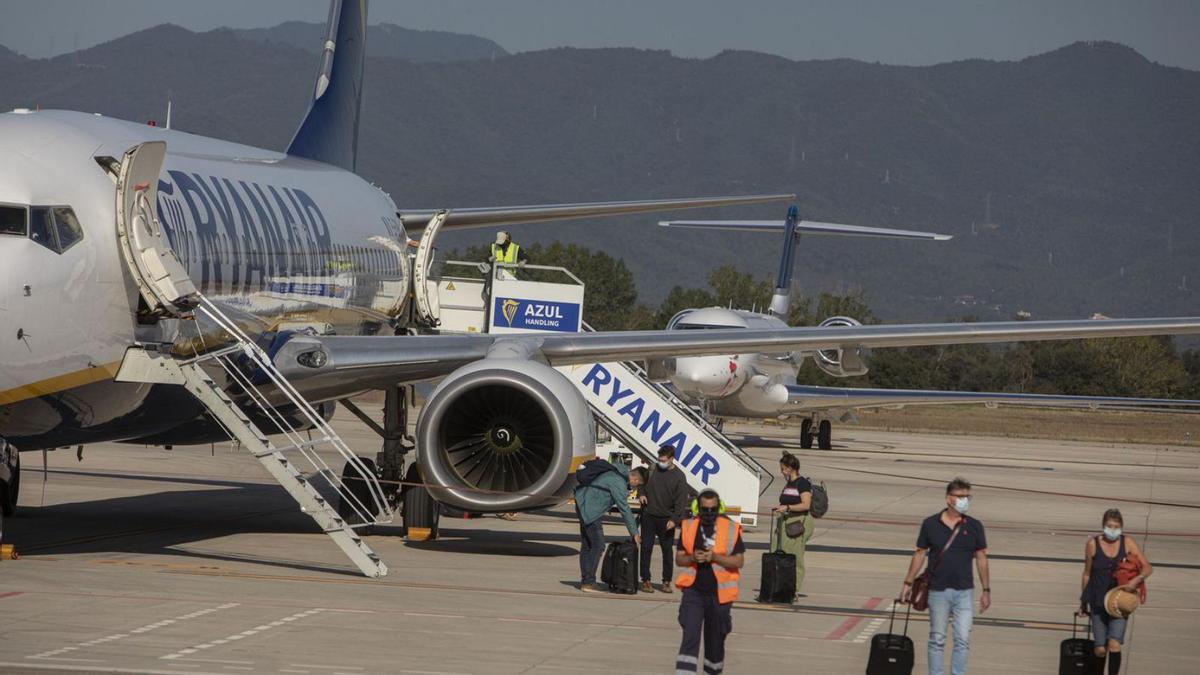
[657,206,1200,449]
[2,0,1200,544]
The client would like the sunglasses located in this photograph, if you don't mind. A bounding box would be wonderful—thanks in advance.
[697,506,720,514]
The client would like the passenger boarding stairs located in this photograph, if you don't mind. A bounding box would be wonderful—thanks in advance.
[115,297,393,578]
[428,261,770,525]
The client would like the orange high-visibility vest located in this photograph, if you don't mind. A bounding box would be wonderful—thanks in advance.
[674,515,742,604]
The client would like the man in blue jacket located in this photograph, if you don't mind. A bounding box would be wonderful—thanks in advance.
[575,461,643,592]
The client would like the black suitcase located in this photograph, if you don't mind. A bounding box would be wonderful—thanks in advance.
[757,550,797,603]
[866,602,914,675]
[1059,614,1094,675]
[601,541,639,594]
[758,514,797,604]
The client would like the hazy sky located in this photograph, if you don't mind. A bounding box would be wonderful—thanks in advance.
[2,0,1197,70]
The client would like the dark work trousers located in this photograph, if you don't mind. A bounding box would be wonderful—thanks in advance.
[676,587,732,674]
[577,510,605,584]
[640,514,674,583]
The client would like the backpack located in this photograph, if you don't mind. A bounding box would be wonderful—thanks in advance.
[809,479,829,518]
[575,458,618,487]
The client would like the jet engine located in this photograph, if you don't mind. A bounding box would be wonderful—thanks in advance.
[415,358,593,512]
[814,316,870,378]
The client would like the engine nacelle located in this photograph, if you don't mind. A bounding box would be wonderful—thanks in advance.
[814,316,870,378]
[416,358,594,512]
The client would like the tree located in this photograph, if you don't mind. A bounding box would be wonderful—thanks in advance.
[707,265,773,312]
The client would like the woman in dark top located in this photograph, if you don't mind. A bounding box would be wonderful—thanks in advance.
[772,451,814,602]
[1078,508,1153,675]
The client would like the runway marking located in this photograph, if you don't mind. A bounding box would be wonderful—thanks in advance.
[0,591,23,600]
[160,608,324,661]
[852,600,898,643]
[27,602,240,660]
[289,665,363,671]
[403,611,464,619]
[824,597,884,640]
[499,617,558,625]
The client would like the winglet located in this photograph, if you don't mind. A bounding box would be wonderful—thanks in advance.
[286,0,367,171]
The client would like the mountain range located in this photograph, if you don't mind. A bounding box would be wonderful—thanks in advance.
[1,25,1197,323]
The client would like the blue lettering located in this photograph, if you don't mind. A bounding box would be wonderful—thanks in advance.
[581,364,611,395]
[639,410,672,443]
[691,453,720,484]
[197,175,240,293]
[680,442,702,467]
[617,397,645,427]
[606,377,635,407]
[169,170,219,292]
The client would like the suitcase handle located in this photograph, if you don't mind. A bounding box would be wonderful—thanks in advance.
[887,599,912,638]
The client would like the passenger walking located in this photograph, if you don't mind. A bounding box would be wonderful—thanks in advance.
[638,444,691,593]
[1078,508,1153,675]
[899,477,990,675]
[574,459,642,593]
[772,450,814,602]
[674,489,745,675]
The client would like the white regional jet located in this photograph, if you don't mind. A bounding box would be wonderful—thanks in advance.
[1,0,1199,547]
[658,206,1200,449]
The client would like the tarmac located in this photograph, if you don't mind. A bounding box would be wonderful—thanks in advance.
[1,409,1198,675]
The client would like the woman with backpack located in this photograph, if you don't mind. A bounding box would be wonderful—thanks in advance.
[1078,508,1153,675]
[773,451,815,602]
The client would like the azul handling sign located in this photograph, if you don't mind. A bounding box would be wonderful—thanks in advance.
[492,297,581,332]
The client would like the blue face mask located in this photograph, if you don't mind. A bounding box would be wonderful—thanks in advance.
[1103,527,1122,541]
[953,496,970,514]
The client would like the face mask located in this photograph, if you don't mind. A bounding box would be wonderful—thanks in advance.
[1103,527,1122,541]
[656,461,670,470]
[952,497,970,514]
[698,509,718,526]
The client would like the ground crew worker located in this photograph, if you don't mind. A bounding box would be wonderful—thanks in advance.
[674,488,745,675]
[489,231,527,280]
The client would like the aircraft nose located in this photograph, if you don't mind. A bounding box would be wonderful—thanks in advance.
[672,356,740,397]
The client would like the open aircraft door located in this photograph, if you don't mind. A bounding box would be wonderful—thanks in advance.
[411,209,449,327]
[115,141,198,316]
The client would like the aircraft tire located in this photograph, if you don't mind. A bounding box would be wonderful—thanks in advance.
[402,463,440,542]
[800,419,813,449]
[817,420,832,450]
[0,453,18,517]
[337,457,379,528]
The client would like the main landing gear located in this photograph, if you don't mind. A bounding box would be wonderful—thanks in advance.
[799,418,832,450]
[1,440,19,517]
[338,384,440,541]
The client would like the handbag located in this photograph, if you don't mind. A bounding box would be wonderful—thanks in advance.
[911,518,964,612]
[1114,542,1149,604]
[784,515,806,538]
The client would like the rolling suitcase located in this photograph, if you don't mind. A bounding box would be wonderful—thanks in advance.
[866,601,914,675]
[1059,614,1093,675]
[600,541,639,594]
[758,513,797,603]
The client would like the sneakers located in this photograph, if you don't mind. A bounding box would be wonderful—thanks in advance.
[660,582,673,594]
[580,582,605,594]
[641,580,655,593]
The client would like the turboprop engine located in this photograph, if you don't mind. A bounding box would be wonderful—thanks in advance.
[814,316,870,378]
[415,358,594,512]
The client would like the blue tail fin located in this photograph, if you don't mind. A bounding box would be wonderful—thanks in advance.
[286,0,367,171]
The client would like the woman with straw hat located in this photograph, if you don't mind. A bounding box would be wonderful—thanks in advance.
[1077,509,1153,675]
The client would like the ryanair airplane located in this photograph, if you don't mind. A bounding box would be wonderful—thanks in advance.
[1,0,1198,531]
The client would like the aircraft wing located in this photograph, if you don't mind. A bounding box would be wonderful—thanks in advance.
[782,384,1200,413]
[275,316,1200,402]
[658,218,951,240]
[397,194,794,232]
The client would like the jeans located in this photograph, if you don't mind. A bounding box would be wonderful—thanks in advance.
[640,514,674,583]
[1091,612,1127,647]
[676,588,731,674]
[578,511,605,584]
[927,588,973,675]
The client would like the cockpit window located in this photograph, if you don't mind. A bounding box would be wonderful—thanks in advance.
[52,207,83,251]
[0,205,26,235]
[28,206,84,253]
[29,207,57,251]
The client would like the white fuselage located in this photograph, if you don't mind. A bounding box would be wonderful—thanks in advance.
[0,110,405,450]
[666,306,803,417]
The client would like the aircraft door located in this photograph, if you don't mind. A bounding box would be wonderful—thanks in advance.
[411,209,448,327]
[115,141,198,315]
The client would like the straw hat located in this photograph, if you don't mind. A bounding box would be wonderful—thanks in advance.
[1104,587,1139,618]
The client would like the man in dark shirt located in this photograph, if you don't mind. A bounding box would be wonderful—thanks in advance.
[900,477,991,675]
[674,489,745,675]
[638,444,692,593]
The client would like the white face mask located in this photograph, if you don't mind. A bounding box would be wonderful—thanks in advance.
[952,496,970,514]
[1103,527,1122,541]
[656,461,670,470]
